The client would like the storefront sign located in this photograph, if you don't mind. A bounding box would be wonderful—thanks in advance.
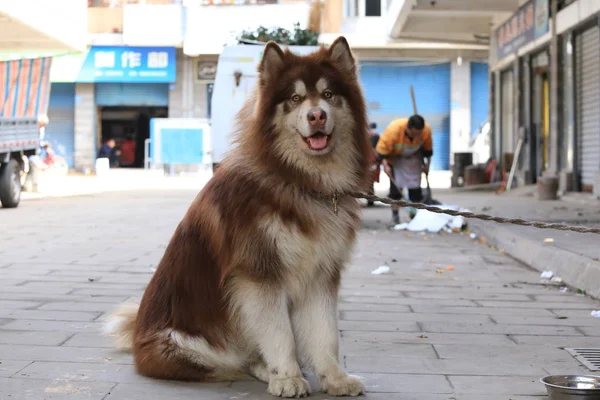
[495,0,549,60]
[195,61,217,82]
[78,46,176,83]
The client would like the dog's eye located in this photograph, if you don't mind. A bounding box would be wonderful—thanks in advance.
[291,94,301,102]
[323,90,333,99]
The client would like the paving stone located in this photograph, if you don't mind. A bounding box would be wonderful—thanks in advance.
[510,334,600,347]
[1,319,103,333]
[341,340,437,358]
[341,311,492,324]
[0,279,28,287]
[345,356,547,376]
[339,289,404,297]
[338,302,412,313]
[341,296,477,307]
[448,375,546,396]
[341,330,516,346]
[16,361,144,383]
[361,394,451,400]
[37,302,116,313]
[0,376,115,399]
[0,344,132,364]
[0,360,31,377]
[477,300,597,309]
[0,293,127,304]
[579,326,600,336]
[0,310,101,322]
[62,333,115,348]
[338,320,420,332]
[410,305,555,317]
[420,322,583,336]
[0,300,41,310]
[71,288,145,297]
[534,294,600,304]
[434,344,568,360]
[404,292,533,301]
[550,308,600,318]
[0,330,73,346]
[456,396,546,400]
[0,285,73,295]
[105,381,237,400]
[492,315,600,327]
[358,373,453,394]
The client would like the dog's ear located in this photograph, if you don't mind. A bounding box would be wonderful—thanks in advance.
[259,41,285,85]
[328,36,356,77]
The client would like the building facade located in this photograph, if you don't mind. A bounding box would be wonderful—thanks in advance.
[321,0,491,172]
[12,0,493,174]
[489,0,600,194]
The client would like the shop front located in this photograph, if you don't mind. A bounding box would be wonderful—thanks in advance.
[490,0,550,185]
[76,46,176,169]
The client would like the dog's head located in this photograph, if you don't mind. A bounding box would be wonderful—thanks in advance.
[237,37,371,193]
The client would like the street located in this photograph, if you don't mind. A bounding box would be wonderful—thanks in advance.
[1,189,599,400]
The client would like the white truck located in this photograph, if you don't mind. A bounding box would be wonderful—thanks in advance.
[0,56,53,208]
[210,43,320,167]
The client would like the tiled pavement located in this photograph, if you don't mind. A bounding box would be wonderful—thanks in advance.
[1,189,599,399]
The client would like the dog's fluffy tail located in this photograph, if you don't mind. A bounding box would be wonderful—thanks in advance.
[103,302,139,351]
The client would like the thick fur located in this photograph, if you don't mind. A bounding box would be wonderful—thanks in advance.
[103,36,371,398]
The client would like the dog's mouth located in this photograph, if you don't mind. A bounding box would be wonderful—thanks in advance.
[303,131,331,151]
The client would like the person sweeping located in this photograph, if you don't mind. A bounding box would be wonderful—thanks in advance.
[375,114,433,226]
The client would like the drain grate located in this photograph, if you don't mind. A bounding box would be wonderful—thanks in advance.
[564,348,600,371]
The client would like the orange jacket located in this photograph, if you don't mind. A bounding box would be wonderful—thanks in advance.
[375,118,433,158]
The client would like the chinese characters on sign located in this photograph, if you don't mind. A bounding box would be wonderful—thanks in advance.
[80,46,176,83]
[94,51,115,68]
[495,0,549,60]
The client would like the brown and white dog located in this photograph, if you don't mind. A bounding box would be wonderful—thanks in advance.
[104,36,372,398]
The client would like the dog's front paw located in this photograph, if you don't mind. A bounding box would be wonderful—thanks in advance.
[321,374,365,397]
[268,376,311,398]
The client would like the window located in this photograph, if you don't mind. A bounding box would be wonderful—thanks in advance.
[365,0,380,16]
[345,0,384,17]
[345,0,359,17]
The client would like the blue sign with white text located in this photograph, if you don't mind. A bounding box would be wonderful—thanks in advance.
[77,46,176,83]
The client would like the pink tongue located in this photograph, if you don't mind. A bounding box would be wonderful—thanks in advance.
[307,135,328,150]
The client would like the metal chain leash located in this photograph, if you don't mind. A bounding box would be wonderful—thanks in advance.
[350,192,600,235]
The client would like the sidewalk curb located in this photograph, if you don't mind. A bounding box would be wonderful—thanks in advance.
[470,220,600,299]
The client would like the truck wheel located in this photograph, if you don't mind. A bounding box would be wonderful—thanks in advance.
[0,159,22,208]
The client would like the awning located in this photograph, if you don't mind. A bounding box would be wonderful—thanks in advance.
[0,0,87,52]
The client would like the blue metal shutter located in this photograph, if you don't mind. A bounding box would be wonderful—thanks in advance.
[45,83,75,167]
[95,83,169,107]
[470,62,489,137]
[359,61,451,170]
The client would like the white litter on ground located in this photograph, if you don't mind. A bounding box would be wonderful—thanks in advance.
[591,310,600,318]
[540,271,554,279]
[393,204,468,233]
[469,233,477,239]
[550,276,563,283]
[371,265,391,275]
[393,223,409,231]
[560,287,569,293]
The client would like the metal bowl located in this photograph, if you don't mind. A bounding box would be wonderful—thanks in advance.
[541,375,600,399]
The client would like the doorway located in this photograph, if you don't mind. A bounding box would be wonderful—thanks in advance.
[531,51,550,179]
[98,106,168,168]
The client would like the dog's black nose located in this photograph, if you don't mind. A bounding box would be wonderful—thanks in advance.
[307,108,327,126]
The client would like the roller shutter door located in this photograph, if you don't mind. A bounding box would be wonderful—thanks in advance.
[575,25,600,190]
[359,62,451,171]
[95,83,169,107]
